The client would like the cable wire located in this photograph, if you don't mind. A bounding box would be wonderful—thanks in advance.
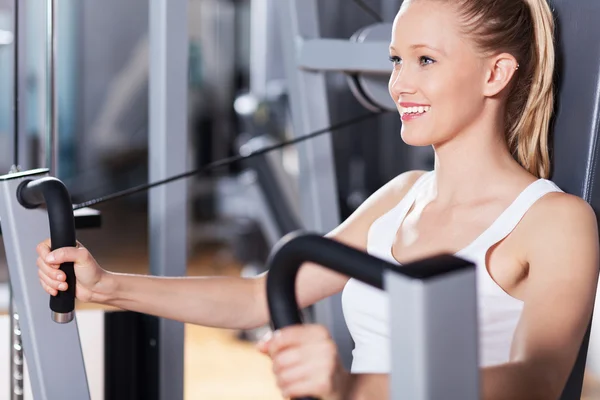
[72,111,388,210]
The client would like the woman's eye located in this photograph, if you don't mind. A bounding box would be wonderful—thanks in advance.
[420,56,436,66]
[389,56,402,66]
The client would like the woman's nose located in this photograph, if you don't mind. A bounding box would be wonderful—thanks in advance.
[389,67,417,100]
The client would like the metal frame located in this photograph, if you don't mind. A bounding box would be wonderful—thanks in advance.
[386,268,479,399]
[277,0,355,367]
[148,1,189,399]
[0,169,90,400]
[45,0,58,176]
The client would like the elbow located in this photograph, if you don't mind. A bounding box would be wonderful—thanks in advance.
[522,365,569,400]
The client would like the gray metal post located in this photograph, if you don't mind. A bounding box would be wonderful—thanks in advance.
[10,291,24,400]
[46,0,58,176]
[149,1,188,399]
[385,268,479,399]
[249,0,286,97]
[0,168,90,400]
[277,0,354,368]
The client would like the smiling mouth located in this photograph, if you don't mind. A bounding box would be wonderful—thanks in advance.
[400,105,430,121]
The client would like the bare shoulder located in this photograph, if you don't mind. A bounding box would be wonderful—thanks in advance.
[521,191,599,264]
[526,191,597,236]
[508,191,599,394]
[293,170,430,306]
[328,169,428,243]
[365,170,429,209]
[344,170,428,223]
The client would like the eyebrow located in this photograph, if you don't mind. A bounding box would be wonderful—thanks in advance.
[389,44,447,56]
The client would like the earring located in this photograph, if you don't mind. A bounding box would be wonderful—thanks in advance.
[515,64,520,71]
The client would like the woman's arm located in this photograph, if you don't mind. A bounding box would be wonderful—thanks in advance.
[330,193,599,400]
[481,193,599,399]
[39,171,427,330]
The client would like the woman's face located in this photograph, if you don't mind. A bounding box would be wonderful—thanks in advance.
[388,0,489,147]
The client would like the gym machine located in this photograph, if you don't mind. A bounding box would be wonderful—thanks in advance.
[3,0,600,399]
[0,168,481,399]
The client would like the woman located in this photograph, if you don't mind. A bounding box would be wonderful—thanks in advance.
[36,0,599,398]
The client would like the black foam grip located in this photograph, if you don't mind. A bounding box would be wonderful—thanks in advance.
[17,177,77,314]
[266,232,387,400]
[265,231,474,400]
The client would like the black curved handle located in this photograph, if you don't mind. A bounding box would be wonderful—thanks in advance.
[266,231,473,400]
[17,177,76,324]
[266,232,385,400]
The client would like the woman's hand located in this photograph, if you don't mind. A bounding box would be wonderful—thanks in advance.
[35,239,114,304]
[257,324,350,400]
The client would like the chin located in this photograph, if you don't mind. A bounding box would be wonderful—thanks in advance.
[400,126,436,147]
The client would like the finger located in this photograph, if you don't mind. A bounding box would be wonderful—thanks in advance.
[256,330,274,354]
[38,269,68,292]
[46,245,90,265]
[37,257,65,280]
[276,362,332,398]
[273,340,337,373]
[36,239,52,258]
[269,325,330,354]
[272,347,302,373]
[40,278,58,296]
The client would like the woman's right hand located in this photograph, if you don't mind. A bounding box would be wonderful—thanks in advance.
[36,239,111,303]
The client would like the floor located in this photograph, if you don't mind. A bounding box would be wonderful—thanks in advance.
[2,199,600,399]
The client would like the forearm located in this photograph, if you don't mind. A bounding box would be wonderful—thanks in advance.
[331,372,388,400]
[95,272,268,329]
[482,361,561,400]
[335,363,557,400]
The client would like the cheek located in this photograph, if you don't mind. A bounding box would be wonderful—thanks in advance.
[388,70,400,101]
[400,70,483,146]
[429,67,484,123]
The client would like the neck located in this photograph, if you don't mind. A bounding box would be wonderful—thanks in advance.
[429,121,527,206]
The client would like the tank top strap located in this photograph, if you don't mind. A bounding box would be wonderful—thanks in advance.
[391,170,435,222]
[467,179,563,253]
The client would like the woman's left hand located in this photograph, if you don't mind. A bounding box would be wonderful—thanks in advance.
[257,324,350,399]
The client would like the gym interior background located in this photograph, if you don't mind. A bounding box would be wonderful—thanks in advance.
[0,0,599,399]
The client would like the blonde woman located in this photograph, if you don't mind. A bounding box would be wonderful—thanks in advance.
[36,0,599,398]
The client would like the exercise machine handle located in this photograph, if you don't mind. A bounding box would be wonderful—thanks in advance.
[266,232,386,400]
[266,231,472,400]
[17,177,77,323]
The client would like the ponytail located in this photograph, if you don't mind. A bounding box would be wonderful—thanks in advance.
[453,0,556,178]
[507,0,555,178]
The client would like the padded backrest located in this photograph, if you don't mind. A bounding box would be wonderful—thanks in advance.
[547,1,600,399]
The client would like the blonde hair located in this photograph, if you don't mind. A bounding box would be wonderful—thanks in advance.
[448,0,556,178]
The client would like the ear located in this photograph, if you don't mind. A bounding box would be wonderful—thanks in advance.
[482,53,519,97]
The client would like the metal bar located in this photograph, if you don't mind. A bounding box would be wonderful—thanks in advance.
[277,0,354,368]
[10,298,24,400]
[249,0,286,96]
[149,1,189,399]
[10,1,23,397]
[0,169,90,400]
[298,39,391,73]
[13,0,19,168]
[385,268,479,399]
[46,0,58,176]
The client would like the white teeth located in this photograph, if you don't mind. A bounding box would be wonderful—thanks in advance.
[400,105,430,115]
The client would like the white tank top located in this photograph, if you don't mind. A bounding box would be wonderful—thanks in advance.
[341,171,563,373]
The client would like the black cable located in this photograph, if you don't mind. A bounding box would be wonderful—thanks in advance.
[72,111,388,210]
[13,0,19,168]
[353,0,383,23]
